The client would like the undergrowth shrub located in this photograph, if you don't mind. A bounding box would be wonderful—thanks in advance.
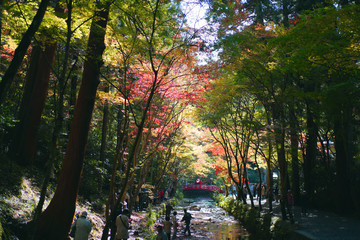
[272,219,293,240]
[0,155,23,195]
[145,205,157,234]
[215,194,293,240]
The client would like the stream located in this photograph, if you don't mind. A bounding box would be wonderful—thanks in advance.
[173,197,249,240]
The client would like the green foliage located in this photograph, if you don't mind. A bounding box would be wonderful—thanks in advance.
[145,204,157,228]
[0,106,18,129]
[0,155,23,195]
[141,204,158,239]
[272,219,293,240]
[79,157,107,201]
[216,195,292,240]
[0,220,3,239]
[170,189,183,206]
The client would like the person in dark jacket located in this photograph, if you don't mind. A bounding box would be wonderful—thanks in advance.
[181,209,192,236]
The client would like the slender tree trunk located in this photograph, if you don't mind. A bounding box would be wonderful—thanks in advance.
[101,71,160,240]
[289,104,300,203]
[266,149,273,212]
[68,75,78,130]
[254,151,263,210]
[304,101,316,198]
[264,105,273,212]
[50,0,74,165]
[106,105,127,240]
[0,0,51,104]
[10,42,57,165]
[273,104,288,220]
[0,0,4,48]
[334,106,354,212]
[277,125,289,220]
[33,1,110,238]
[99,83,109,193]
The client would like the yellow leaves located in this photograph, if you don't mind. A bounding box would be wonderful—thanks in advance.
[97,89,125,104]
[266,61,277,71]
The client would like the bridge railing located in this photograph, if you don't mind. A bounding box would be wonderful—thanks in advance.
[183,184,224,193]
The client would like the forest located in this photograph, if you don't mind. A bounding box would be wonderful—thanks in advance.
[0,0,359,239]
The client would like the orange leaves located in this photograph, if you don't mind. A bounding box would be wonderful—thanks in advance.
[207,143,225,156]
[289,14,301,26]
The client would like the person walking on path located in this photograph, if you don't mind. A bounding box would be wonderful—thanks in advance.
[163,216,172,239]
[165,202,173,219]
[116,209,131,240]
[172,211,178,239]
[253,184,257,199]
[287,190,295,223]
[300,190,308,216]
[261,184,266,199]
[156,225,168,240]
[274,185,279,203]
[181,209,192,236]
[71,211,92,240]
[257,184,261,200]
[110,204,123,239]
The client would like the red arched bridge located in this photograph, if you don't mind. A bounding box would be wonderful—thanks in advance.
[183,184,224,193]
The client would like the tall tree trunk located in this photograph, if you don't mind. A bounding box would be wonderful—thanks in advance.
[0,0,4,48]
[68,75,78,130]
[304,101,316,198]
[50,0,74,166]
[31,3,75,237]
[289,103,300,203]
[10,42,57,165]
[266,146,273,212]
[0,0,50,104]
[33,1,110,238]
[273,104,288,220]
[99,83,109,193]
[334,105,354,212]
[264,104,273,212]
[101,67,160,240]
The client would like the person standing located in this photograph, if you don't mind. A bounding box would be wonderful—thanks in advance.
[110,205,122,239]
[159,189,164,202]
[261,184,266,199]
[135,194,140,212]
[287,190,295,223]
[300,190,308,216]
[163,216,172,239]
[172,211,178,239]
[253,184,257,198]
[257,184,261,200]
[116,209,131,240]
[164,190,169,200]
[274,185,279,203]
[165,202,173,219]
[71,211,92,240]
[181,209,192,236]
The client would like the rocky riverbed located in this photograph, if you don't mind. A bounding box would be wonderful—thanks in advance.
[128,197,249,240]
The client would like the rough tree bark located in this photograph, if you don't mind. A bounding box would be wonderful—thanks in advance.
[289,103,300,203]
[0,0,51,104]
[334,106,354,212]
[304,101,316,198]
[33,1,110,239]
[10,42,57,165]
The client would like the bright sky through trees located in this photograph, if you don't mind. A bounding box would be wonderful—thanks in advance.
[181,0,219,64]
